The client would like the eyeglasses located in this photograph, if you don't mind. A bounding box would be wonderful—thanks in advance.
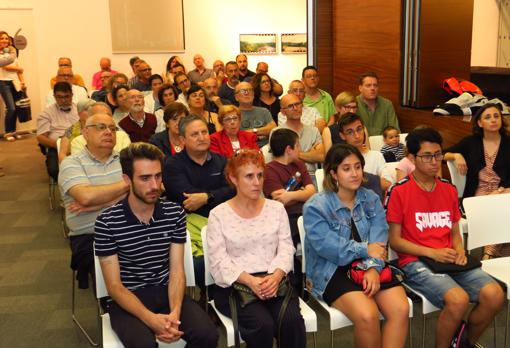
[223,115,239,123]
[290,88,305,94]
[283,102,303,110]
[416,153,443,163]
[342,126,364,137]
[236,88,253,95]
[85,123,118,132]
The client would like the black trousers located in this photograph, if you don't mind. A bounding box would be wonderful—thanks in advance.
[109,286,218,348]
[46,147,59,181]
[214,286,306,348]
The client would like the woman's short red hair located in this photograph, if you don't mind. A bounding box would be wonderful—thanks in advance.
[225,149,265,186]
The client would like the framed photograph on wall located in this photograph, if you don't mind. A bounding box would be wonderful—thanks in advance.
[239,34,277,55]
[281,33,307,54]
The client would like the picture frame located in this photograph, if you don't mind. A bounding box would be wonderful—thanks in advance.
[239,34,277,55]
[281,33,307,54]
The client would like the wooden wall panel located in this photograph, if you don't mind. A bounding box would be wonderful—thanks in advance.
[315,0,334,93]
[332,0,402,103]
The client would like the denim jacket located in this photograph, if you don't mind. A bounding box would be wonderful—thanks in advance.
[303,187,388,299]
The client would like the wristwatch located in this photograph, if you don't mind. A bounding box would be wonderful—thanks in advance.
[207,192,215,204]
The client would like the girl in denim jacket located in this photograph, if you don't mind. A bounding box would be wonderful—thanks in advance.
[303,144,409,348]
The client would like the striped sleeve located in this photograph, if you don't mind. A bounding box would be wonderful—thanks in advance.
[58,155,90,194]
[164,202,186,244]
[94,207,118,256]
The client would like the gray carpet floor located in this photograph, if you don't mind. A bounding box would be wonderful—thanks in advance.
[0,134,507,347]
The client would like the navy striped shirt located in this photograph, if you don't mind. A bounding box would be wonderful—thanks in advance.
[94,197,186,291]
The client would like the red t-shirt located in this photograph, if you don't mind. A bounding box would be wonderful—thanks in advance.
[263,160,312,216]
[385,176,461,267]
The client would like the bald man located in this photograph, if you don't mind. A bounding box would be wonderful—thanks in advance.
[92,57,118,90]
[188,54,214,86]
[235,81,276,147]
[46,66,88,106]
[50,57,85,88]
[58,112,128,288]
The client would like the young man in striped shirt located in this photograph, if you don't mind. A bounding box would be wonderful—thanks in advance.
[95,143,218,347]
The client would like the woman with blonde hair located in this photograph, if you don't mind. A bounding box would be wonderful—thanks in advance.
[209,105,259,158]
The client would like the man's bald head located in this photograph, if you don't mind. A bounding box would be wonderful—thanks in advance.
[88,102,112,117]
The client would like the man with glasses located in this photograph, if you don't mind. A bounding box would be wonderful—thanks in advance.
[175,72,192,108]
[218,61,240,105]
[386,128,504,348]
[58,112,128,289]
[46,66,88,106]
[128,60,152,93]
[37,82,80,181]
[301,65,336,125]
[119,89,158,142]
[235,81,276,147]
[272,93,324,181]
[278,80,325,132]
[356,71,399,136]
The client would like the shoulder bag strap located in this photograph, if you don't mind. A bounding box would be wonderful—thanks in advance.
[276,277,293,348]
[229,289,241,348]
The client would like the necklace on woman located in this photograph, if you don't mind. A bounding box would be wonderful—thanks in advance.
[413,174,436,192]
[169,136,183,153]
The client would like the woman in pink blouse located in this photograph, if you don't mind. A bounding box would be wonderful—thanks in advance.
[206,149,305,348]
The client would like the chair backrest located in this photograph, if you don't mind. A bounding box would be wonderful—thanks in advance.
[297,216,306,272]
[200,225,216,287]
[315,168,324,192]
[381,161,399,184]
[261,144,273,163]
[94,232,196,300]
[369,133,408,152]
[446,161,466,198]
[464,193,510,250]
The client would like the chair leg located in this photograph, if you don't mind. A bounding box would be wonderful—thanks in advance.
[493,317,497,348]
[409,318,413,348]
[330,330,334,348]
[312,332,317,348]
[49,179,55,210]
[505,300,509,348]
[421,315,426,348]
[72,271,99,346]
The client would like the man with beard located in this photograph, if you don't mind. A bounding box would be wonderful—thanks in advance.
[59,112,128,288]
[218,61,240,105]
[236,53,255,81]
[119,89,158,142]
[203,77,231,113]
[95,142,218,347]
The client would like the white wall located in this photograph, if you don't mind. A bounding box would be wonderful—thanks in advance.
[471,0,499,66]
[0,0,308,120]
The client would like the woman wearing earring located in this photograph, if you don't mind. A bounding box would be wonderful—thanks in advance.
[304,144,409,348]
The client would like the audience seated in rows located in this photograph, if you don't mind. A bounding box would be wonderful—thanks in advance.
[218,61,240,106]
[175,72,192,108]
[387,128,504,348]
[91,72,128,112]
[37,81,79,181]
[143,74,164,114]
[186,84,221,134]
[153,83,179,133]
[203,77,231,114]
[356,72,399,136]
[253,61,283,96]
[188,54,215,86]
[128,59,152,92]
[236,54,255,82]
[95,142,218,347]
[111,84,131,124]
[59,112,128,289]
[235,81,276,147]
[209,105,259,158]
[252,72,281,123]
[91,57,117,91]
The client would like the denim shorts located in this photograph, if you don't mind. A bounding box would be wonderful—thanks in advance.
[402,260,496,309]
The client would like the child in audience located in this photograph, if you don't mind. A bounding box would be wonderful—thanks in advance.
[381,126,405,162]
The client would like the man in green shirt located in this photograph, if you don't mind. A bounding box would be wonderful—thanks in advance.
[356,72,400,136]
[302,65,336,125]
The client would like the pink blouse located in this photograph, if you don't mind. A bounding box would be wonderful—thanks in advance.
[206,199,296,288]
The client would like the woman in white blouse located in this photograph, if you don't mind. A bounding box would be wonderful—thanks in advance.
[206,149,305,348]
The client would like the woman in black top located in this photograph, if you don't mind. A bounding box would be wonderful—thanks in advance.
[252,73,281,123]
[187,84,221,134]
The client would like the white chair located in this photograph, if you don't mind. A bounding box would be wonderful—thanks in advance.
[381,161,399,185]
[261,144,273,163]
[315,168,324,192]
[93,234,195,348]
[446,160,468,246]
[298,217,413,348]
[464,193,510,348]
[369,133,408,152]
[201,225,318,348]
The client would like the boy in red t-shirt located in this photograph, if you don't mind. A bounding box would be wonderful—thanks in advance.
[385,128,503,348]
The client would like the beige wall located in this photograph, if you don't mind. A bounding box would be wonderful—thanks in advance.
[0,0,307,122]
[471,0,499,66]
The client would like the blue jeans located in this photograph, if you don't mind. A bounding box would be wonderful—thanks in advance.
[402,260,496,308]
[0,80,17,133]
